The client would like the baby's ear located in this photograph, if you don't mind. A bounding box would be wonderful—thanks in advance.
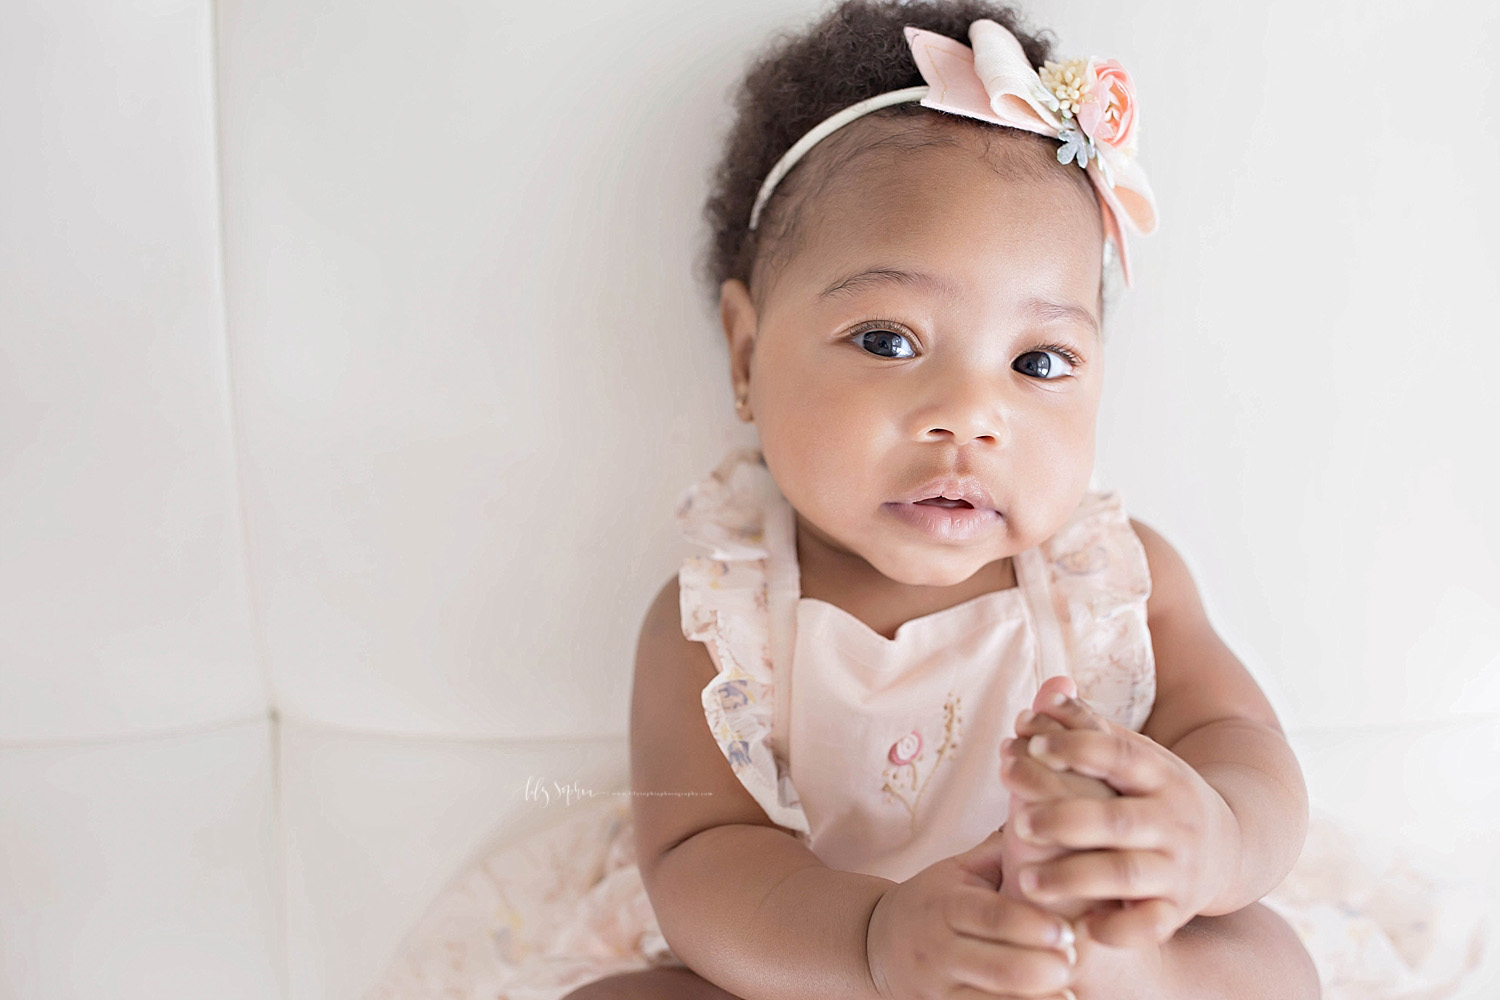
[719,278,758,395]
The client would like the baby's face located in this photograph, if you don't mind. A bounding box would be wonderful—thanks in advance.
[723,129,1105,589]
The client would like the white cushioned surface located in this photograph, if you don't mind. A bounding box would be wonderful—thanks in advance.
[2,0,1497,997]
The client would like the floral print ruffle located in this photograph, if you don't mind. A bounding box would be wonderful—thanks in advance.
[675,446,810,835]
[1037,489,1156,734]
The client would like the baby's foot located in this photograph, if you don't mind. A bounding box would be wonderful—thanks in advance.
[998,749,1116,919]
[998,677,1119,922]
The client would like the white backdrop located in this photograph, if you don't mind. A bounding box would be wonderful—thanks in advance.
[1,0,1497,997]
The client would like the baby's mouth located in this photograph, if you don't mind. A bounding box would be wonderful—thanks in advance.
[885,493,1000,541]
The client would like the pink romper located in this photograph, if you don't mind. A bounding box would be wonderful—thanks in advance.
[678,446,1154,882]
[364,447,1491,1000]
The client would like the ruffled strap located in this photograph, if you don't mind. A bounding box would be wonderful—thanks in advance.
[1034,490,1156,732]
[674,448,811,836]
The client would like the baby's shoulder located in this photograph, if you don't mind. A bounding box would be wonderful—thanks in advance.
[635,574,721,696]
[1116,513,1195,632]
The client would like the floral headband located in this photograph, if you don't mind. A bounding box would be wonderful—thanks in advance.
[747,19,1158,285]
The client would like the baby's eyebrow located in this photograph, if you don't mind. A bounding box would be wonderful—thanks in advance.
[1028,298,1100,339]
[817,267,954,301]
[817,266,1098,338]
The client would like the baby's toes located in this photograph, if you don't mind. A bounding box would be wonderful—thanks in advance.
[997,802,1060,898]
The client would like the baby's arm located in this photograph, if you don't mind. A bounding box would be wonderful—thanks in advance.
[630,578,1077,1000]
[1001,522,1310,947]
[1125,519,1309,913]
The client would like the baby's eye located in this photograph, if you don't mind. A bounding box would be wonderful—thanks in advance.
[852,328,916,359]
[1012,348,1077,380]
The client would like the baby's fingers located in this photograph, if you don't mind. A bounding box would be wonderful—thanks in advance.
[1019,848,1175,906]
[1027,729,1168,796]
[1030,686,1113,735]
[1031,674,1079,715]
[944,885,1075,953]
[1000,738,1077,802]
[1014,796,1164,852]
[1013,708,1069,739]
[947,934,1076,997]
[1081,897,1181,948]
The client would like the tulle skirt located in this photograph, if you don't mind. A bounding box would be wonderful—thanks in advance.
[365,792,1495,1000]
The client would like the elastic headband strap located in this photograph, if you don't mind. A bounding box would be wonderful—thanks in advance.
[748,85,927,231]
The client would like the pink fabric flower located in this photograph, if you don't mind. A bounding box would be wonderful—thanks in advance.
[1077,58,1138,151]
[889,731,923,766]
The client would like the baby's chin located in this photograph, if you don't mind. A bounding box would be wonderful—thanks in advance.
[863,544,1012,590]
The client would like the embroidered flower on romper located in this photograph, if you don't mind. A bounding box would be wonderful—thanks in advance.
[882,694,964,833]
[888,730,923,766]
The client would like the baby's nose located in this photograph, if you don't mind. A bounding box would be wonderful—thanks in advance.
[923,421,1002,447]
[917,389,1008,446]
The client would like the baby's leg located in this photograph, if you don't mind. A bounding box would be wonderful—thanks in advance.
[558,913,1320,1000]
[561,965,743,999]
[1163,903,1320,999]
[1070,901,1321,1000]
[556,916,1320,1000]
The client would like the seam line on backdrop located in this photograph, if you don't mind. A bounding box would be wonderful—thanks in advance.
[0,712,631,750]
[1283,715,1500,739]
[9,715,1493,751]
[0,712,271,751]
[266,715,632,747]
[203,2,288,997]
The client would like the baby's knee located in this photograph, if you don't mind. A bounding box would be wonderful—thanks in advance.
[1247,903,1320,998]
[561,965,744,1000]
[1173,902,1321,1000]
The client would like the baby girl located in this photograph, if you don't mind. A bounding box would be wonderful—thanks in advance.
[560,1,1321,997]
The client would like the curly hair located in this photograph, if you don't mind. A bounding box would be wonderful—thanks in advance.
[697,0,1102,313]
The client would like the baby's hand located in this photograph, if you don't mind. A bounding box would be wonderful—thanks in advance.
[998,677,1119,926]
[865,826,1078,1000]
[1002,678,1242,948]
